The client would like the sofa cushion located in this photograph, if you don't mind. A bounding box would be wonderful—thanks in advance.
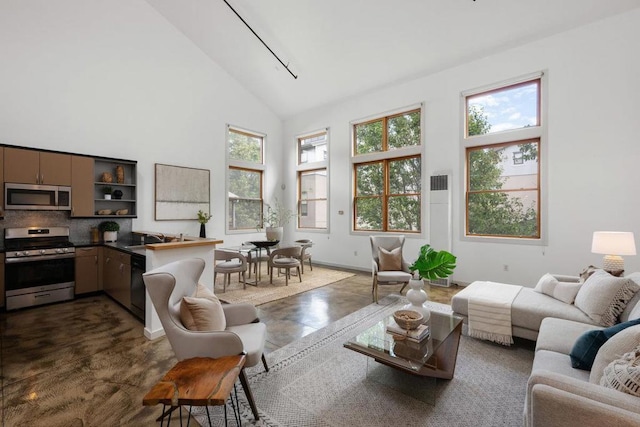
[536,317,603,355]
[378,247,402,271]
[600,345,640,397]
[511,288,594,331]
[569,318,640,370]
[574,269,639,326]
[532,349,590,382]
[590,324,640,384]
[534,273,582,304]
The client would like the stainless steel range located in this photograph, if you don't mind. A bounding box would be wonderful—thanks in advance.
[4,226,75,310]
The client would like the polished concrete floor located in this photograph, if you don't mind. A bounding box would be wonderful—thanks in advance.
[0,268,461,426]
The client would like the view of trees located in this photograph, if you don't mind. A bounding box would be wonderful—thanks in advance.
[228,130,263,230]
[467,106,539,237]
[354,111,421,231]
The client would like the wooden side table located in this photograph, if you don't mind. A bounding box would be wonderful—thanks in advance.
[143,355,246,426]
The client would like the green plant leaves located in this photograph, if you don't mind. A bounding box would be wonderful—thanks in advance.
[409,244,457,280]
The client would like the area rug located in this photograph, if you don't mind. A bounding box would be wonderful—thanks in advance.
[192,296,535,426]
[215,266,355,306]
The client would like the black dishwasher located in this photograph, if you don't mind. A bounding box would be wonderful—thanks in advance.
[130,254,146,322]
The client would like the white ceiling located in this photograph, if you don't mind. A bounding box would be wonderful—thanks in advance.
[146,0,640,119]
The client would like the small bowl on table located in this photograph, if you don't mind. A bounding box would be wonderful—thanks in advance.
[393,309,424,330]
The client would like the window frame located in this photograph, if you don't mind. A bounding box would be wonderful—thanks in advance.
[226,125,266,234]
[351,106,423,235]
[461,72,547,245]
[296,129,329,232]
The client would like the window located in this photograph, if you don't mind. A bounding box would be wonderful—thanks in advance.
[297,131,328,229]
[352,108,422,232]
[227,127,264,231]
[463,76,543,239]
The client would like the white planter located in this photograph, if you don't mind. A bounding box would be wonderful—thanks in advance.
[403,276,431,323]
[104,194,112,200]
[103,231,118,242]
[265,226,283,242]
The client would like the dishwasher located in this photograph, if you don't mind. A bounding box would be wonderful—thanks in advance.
[130,254,146,322]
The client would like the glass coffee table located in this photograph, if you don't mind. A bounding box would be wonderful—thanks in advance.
[344,311,463,379]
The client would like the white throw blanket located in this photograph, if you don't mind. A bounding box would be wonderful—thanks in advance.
[466,281,522,346]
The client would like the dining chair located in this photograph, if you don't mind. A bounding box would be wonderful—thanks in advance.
[268,246,302,286]
[214,249,248,292]
[294,239,313,274]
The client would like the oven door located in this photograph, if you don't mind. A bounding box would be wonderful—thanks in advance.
[5,255,75,310]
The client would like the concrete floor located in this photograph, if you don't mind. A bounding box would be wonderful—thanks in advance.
[0,266,461,425]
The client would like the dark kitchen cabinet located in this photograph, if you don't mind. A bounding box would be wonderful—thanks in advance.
[75,247,100,295]
[0,253,4,308]
[103,247,131,308]
[71,156,95,217]
[4,147,71,185]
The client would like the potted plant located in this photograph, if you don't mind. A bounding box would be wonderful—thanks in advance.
[262,198,296,241]
[197,210,212,238]
[405,244,457,321]
[99,221,120,242]
[102,186,113,200]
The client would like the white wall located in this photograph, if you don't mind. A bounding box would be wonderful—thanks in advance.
[284,9,640,286]
[0,0,282,243]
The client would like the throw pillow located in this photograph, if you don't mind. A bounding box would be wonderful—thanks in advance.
[600,345,640,397]
[570,318,640,370]
[579,265,623,281]
[179,283,226,331]
[379,247,402,271]
[620,273,640,322]
[590,324,640,384]
[574,269,640,326]
[534,273,582,304]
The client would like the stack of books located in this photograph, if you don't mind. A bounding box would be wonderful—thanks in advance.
[386,320,430,343]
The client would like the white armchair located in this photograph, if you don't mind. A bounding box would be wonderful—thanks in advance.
[370,235,412,303]
[143,258,268,420]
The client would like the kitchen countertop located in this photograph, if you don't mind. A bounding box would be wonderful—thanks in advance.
[73,237,223,257]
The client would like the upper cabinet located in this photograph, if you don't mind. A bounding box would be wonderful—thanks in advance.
[71,155,95,217]
[4,147,71,186]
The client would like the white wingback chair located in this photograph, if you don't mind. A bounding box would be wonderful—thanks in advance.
[370,235,412,303]
[143,258,268,420]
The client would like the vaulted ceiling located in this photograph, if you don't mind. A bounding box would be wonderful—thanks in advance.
[146,0,640,118]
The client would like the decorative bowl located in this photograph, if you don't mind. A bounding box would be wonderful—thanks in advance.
[393,309,424,330]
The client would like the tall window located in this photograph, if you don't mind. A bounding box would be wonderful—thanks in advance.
[297,131,328,229]
[464,76,543,239]
[352,109,422,232]
[227,126,264,231]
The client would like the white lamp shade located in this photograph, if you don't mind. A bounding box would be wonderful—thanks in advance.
[591,231,637,256]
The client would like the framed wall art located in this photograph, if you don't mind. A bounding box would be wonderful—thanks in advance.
[154,163,210,220]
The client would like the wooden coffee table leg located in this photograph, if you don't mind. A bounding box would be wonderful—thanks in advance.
[239,368,259,420]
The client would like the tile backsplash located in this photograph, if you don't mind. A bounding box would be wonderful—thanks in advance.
[0,211,132,245]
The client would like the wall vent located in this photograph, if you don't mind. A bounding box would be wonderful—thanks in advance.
[429,173,453,287]
[430,174,448,191]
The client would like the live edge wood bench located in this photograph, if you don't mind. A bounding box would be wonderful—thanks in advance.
[143,355,246,426]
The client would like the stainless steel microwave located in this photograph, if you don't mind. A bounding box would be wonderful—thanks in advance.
[5,183,72,211]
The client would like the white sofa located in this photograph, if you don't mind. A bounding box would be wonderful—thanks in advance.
[526,317,640,426]
[452,271,640,426]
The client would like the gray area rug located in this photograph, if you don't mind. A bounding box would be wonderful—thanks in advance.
[193,296,534,426]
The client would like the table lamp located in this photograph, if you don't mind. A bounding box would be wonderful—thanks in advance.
[591,231,636,271]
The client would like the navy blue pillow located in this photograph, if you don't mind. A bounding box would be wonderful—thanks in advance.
[570,318,640,370]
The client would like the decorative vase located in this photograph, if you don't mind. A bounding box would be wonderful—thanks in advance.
[104,194,111,200]
[265,226,283,242]
[199,223,206,238]
[103,231,117,242]
[115,165,125,184]
[403,276,431,323]
[112,189,123,199]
